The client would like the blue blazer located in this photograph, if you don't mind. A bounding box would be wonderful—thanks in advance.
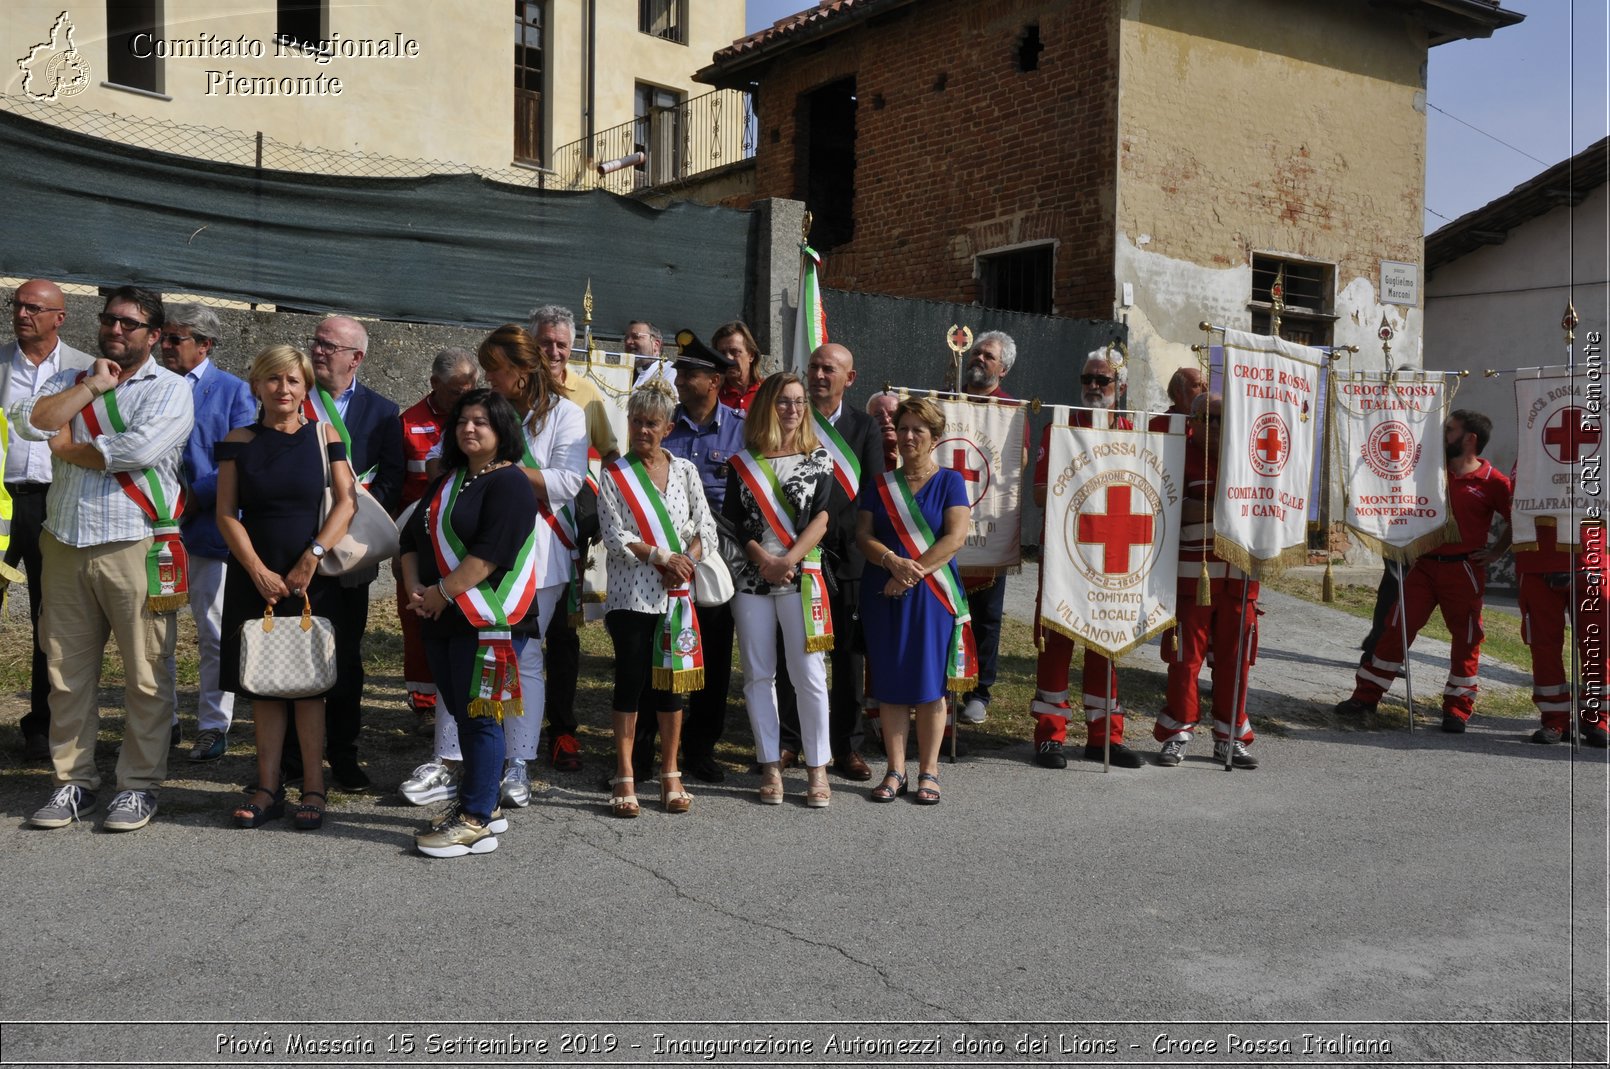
[182,362,256,560]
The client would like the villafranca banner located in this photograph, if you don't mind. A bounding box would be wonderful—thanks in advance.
[1213,329,1324,579]
[1335,371,1455,562]
[1038,409,1186,658]
[1512,371,1604,548]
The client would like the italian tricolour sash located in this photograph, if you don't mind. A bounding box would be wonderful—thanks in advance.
[877,469,978,689]
[811,408,861,499]
[606,454,704,692]
[303,387,377,489]
[730,451,835,652]
[522,436,586,624]
[427,469,540,720]
[76,372,189,612]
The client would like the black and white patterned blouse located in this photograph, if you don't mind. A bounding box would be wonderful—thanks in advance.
[721,447,834,597]
[599,453,719,614]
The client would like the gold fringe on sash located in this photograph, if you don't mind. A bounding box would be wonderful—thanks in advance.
[804,634,835,654]
[654,666,705,694]
[468,697,515,723]
[147,592,190,614]
[947,672,978,691]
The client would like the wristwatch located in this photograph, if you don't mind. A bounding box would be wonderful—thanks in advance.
[308,540,327,561]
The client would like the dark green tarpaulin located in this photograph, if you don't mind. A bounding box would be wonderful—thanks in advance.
[0,108,755,328]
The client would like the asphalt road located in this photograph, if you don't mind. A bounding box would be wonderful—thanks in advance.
[1,568,1604,1068]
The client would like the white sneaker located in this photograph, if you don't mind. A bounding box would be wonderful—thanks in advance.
[103,789,157,832]
[960,698,988,724]
[500,759,532,808]
[400,761,460,805]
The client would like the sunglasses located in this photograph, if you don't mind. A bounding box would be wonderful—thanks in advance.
[98,312,152,332]
[1081,374,1113,387]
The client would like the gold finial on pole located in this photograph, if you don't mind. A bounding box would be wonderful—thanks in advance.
[582,279,601,361]
[1378,314,1394,370]
[947,324,973,394]
[1270,264,1286,338]
[1564,301,1579,345]
[583,278,594,326]
[802,210,813,242]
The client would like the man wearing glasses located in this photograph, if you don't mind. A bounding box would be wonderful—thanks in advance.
[626,320,675,390]
[157,304,255,763]
[0,280,92,761]
[1028,350,1148,769]
[9,285,194,830]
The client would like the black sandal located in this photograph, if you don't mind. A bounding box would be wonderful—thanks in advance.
[869,770,907,803]
[914,772,941,806]
[233,785,284,829]
[292,790,326,831]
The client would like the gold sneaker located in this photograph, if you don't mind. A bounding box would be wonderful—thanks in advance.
[416,813,498,858]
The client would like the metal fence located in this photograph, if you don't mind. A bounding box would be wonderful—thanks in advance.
[550,88,755,194]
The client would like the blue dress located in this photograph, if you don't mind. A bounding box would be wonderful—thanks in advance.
[859,467,969,705]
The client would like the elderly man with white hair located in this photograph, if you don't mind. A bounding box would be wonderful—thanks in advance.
[1028,348,1146,768]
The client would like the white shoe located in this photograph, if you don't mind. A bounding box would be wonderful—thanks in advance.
[400,761,459,806]
[500,759,532,808]
[960,698,988,724]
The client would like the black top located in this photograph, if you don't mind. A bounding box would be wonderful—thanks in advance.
[399,464,542,639]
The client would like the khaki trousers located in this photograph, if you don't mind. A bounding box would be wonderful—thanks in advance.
[41,532,177,791]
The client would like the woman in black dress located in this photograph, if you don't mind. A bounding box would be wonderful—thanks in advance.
[216,345,355,830]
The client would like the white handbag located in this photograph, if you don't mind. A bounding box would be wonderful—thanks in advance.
[238,594,337,699]
[693,552,734,607]
[315,430,399,576]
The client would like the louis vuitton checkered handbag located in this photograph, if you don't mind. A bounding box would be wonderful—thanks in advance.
[238,594,337,699]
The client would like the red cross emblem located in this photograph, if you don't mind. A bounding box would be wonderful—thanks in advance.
[1543,407,1601,464]
[1379,431,1409,461]
[936,436,992,507]
[1365,420,1417,479]
[1076,485,1155,575]
[1248,413,1292,477]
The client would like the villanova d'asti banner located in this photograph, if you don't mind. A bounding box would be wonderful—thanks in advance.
[1512,370,1604,548]
[1038,408,1186,658]
[899,389,1028,575]
[1335,370,1456,562]
[1214,329,1324,578]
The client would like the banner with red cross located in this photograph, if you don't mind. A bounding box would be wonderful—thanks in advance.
[1334,370,1456,563]
[1512,370,1605,550]
[900,389,1028,575]
[1037,409,1186,658]
[1214,329,1325,579]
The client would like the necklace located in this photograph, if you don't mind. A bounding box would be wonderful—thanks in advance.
[462,459,507,488]
[906,460,938,484]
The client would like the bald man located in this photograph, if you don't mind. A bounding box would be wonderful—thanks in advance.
[1,280,93,760]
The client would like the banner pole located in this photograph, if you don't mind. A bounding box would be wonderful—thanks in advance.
[1564,302,1582,753]
[1223,577,1251,771]
[1104,657,1114,774]
[1396,580,1416,732]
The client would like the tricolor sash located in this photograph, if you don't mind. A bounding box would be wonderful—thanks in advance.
[811,408,862,499]
[522,437,587,624]
[876,469,977,689]
[730,450,835,652]
[76,372,189,612]
[303,387,378,489]
[606,454,704,692]
[0,410,17,585]
[427,469,540,720]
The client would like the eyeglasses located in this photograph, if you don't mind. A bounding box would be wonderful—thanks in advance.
[8,299,64,317]
[775,398,808,409]
[98,312,152,332]
[1081,374,1114,387]
[161,332,198,346]
[309,336,360,355]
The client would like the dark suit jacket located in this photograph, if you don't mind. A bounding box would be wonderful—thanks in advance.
[337,380,404,587]
[181,362,256,559]
[822,404,885,580]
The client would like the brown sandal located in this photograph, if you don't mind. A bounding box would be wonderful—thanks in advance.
[660,770,692,814]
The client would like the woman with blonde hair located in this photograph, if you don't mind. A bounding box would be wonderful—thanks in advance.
[855,396,972,806]
[398,324,588,811]
[713,320,763,412]
[723,373,836,806]
[216,344,355,830]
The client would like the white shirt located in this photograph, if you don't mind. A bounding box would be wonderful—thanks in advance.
[633,359,677,390]
[10,356,195,547]
[3,341,65,484]
[600,453,718,614]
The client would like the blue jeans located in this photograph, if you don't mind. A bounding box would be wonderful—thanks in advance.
[425,633,527,821]
[962,577,1007,706]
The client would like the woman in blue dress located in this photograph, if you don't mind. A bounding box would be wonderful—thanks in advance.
[855,396,972,805]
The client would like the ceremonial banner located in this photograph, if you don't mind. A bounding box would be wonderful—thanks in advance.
[790,243,827,372]
[1214,329,1324,578]
[1038,409,1186,658]
[578,357,633,450]
[1334,371,1456,562]
[577,357,633,614]
[899,389,1027,575]
[1513,371,1604,548]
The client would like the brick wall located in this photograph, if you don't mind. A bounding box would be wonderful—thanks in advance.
[747,0,1119,319]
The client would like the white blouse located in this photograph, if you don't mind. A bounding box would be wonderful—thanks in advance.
[425,396,589,590]
[599,451,719,615]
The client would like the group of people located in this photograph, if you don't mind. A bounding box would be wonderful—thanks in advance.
[4,279,1604,856]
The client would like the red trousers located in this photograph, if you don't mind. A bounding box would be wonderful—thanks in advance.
[1352,557,1486,719]
[1519,571,1608,732]
[395,575,437,713]
[1032,629,1122,746]
[1154,576,1258,743]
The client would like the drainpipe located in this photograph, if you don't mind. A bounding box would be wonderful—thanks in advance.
[585,0,596,145]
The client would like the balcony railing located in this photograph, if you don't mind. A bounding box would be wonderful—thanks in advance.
[550,88,756,195]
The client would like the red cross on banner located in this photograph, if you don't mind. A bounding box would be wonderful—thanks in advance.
[1255,426,1285,465]
[1543,407,1601,463]
[1379,431,1410,461]
[1077,485,1155,575]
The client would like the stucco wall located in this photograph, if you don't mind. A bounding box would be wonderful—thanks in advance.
[1424,182,1610,477]
[1115,0,1429,413]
